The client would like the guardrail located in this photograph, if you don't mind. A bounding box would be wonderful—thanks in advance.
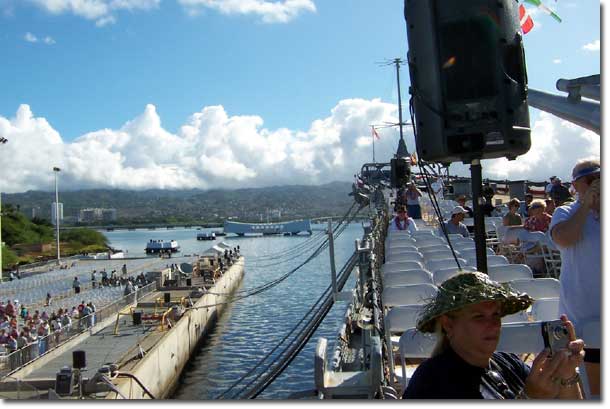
[0,282,156,379]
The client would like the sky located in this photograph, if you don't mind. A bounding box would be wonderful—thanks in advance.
[0,0,602,193]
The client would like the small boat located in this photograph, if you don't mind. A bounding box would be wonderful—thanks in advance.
[145,239,180,254]
[197,232,216,241]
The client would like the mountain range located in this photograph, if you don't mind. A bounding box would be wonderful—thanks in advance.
[2,182,354,225]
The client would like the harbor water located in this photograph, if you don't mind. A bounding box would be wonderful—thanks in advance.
[103,222,363,399]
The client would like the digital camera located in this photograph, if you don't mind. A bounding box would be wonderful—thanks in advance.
[541,320,570,356]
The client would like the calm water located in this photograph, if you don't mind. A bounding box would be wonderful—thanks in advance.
[103,222,363,399]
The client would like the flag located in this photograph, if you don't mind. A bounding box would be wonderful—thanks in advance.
[372,126,380,140]
[519,4,534,34]
[523,0,562,23]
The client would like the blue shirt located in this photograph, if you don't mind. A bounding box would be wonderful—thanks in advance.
[442,221,470,238]
[549,200,600,337]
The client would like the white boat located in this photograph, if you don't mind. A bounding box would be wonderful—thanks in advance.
[145,239,180,254]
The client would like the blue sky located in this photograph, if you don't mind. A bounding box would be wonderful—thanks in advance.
[0,0,602,192]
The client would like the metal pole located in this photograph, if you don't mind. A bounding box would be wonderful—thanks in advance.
[54,168,61,265]
[328,220,337,299]
[394,58,404,143]
[470,160,488,274]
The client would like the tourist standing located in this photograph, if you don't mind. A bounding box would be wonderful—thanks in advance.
[549,158,600,397]
[405,182,423,219]
[72,277,81,294]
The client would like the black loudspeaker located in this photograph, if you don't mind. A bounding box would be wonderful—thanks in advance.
[186,278,192,286]
[55,367,74,395]
[164,292,171,303]
[132,312,142,326]
[390,158,411,189]
[404,0,531,164]
[72,350,86,369]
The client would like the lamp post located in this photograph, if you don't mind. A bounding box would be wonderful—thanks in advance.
[53,167,61,265]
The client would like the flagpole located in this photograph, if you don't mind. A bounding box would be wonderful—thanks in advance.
[372,126,376,162]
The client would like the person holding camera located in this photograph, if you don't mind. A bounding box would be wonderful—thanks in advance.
[549,158,600,396]
[403,272,584,399]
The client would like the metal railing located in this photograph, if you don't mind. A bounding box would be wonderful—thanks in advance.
[0,282,156,379]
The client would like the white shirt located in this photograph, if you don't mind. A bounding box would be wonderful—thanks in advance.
[388,216,418,234]
[549,200,600,338]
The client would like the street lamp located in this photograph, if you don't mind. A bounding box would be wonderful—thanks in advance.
[53,167,61,265]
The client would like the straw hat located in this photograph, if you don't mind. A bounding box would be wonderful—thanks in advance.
[416,272,534,333]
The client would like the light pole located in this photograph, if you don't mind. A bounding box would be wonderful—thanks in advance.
[53,167,61,265]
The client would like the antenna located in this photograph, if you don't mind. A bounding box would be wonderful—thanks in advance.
[378,58,409,158]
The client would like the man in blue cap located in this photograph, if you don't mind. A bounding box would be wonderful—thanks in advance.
[549,157,600,397]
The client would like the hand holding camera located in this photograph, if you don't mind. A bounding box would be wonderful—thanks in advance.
[524,315,585,398]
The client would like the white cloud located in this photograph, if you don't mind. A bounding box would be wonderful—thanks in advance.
[0,104,599,193]
[449,111,600,182]
[178,0,316,23]
[582,39,600,52]
[23,32,56,44]
[24,32,38,42]
[26,0,160,26]
[552,58,561,64]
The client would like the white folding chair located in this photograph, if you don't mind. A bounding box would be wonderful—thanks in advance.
[465,254,509,267]
[529,298,560,322]
[382,284,438,308]
[456,246,496,257]
[487,264,533,282]
[423,249,462,260]
[432,267,477,286]
[386,250,424,262]
[385,305,425,388]
[426,258,468,273]
[384,270,433,287]
[411,230,436,237]
[496,322,546,354]
[418,244,451,254]
[398,328,438,390]
[508,278,560,299]
[383,261,424,274]
[387,244,418,252]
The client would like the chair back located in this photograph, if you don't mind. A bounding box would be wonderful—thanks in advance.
[386,305,424,333]
[386,251,424,264]
[465,255,509,267]
[487,264,533,282]
[382,284,438,307]
[496,322,546,353]
[384,270,433,287]
[426,258,468,273]
[432,267,477,286]
[529,298,560,322]
[383,260,424,274]
[508,278,560,299]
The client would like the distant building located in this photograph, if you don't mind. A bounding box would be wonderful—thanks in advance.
[78,208,117,223]
[51,202,63,226]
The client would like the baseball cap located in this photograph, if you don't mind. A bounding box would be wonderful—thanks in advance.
[451,206,467,215]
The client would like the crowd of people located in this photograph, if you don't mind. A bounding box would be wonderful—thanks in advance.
[0,268,153,371]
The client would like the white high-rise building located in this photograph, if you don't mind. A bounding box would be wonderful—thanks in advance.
[51,202,63,226]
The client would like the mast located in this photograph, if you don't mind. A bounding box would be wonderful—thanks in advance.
[393,58,409,158]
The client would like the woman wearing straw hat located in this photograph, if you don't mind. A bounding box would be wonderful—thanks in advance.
[403,272,584,399]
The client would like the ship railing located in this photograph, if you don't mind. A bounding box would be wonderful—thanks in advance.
[0,282,155,379]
